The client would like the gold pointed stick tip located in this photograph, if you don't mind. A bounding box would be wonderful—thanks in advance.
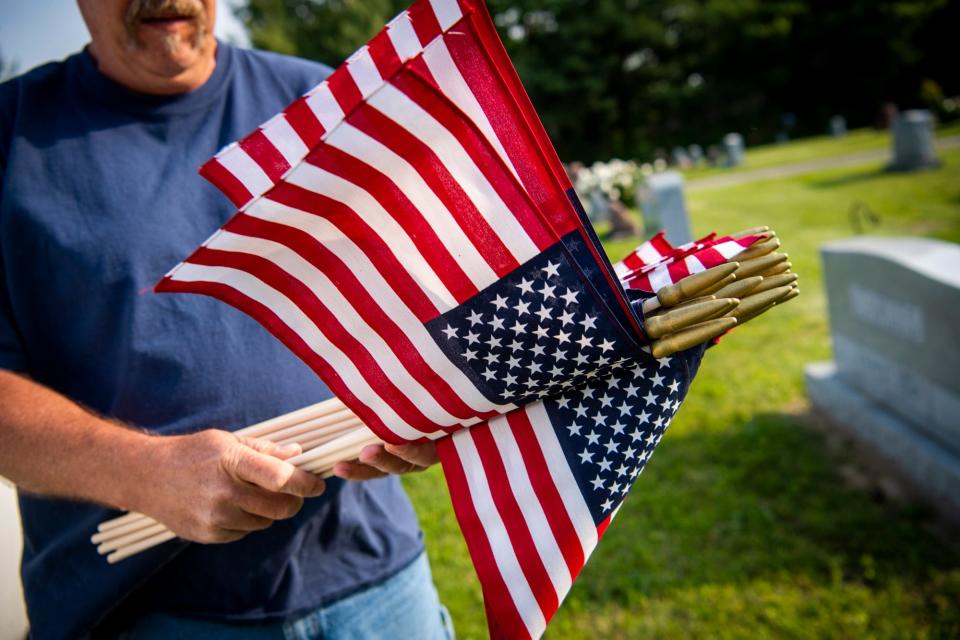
[644,297,740,339]
[656,262,739,308]
[650,317,738,358]
[710,275,764,300]
[734,252,788,278]
[750,272,798,294]
[731,226,771,238]
[779,288,800,302]
[728,285,794,319]
[661,294,717,312]
[733,236,782,261]
[734,302,777,327]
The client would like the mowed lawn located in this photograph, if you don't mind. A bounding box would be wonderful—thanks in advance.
[404,146,960,639]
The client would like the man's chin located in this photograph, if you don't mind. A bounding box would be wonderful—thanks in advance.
[129,37,210,80]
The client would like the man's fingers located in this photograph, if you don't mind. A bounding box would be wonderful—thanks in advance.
[222,444,325,497]
[383,441,438,468]
[357,445,422,475]
[333,460,389,481]
[235,485,304,521]
[238,436,302,460]
[212,505,274,534]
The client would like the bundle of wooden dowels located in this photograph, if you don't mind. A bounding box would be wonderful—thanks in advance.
[93,226,798,563]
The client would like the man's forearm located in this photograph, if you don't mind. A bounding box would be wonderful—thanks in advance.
[0,370,154,511]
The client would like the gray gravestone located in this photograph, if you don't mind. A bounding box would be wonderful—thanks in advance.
[888,109,939,171]
[722,132,744,167]
[635,171,692,245]
[829,115,847,138]
[806,236,960,522]
[0,479,28,639]
[688,144,704,165]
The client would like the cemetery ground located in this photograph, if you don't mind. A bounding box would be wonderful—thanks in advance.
[403,146,960,638]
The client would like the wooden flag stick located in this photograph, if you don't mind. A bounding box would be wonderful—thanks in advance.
[710,276,763,300]
[749,272,797,295]
[290,420,366,450]
[731,236,780,262]
[97,522,168,555]
[107,531,178,565]
[261,409,357,443]
[650,317,737,358]
[734,252,788,278]
[727,286,794,319]
[97,511,148,533]
[91,515,161,544]
[644,298,739,339]
[237,397,346,439]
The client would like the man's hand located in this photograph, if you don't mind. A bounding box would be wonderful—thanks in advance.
[332,441,439,481]
[136,430,326,544]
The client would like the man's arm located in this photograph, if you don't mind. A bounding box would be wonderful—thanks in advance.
[0,370,326,543]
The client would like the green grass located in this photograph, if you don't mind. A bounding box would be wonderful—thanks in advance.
[405,149,960,638]
[680,122,960,181]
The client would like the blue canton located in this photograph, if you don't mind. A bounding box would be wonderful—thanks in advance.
[426,237,638,405]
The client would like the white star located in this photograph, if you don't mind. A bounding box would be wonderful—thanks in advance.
[492,294,509,310]
[486,335,502,349]
[645,432,658,446]
[514,299,531,316]
[542,261,560,278]
[464,349,478,361]
[465,331,480,345]
[672,399,681,412]
[598,457,613,472]
[566,423,583,436]
[549,365,565,378]
[636,410,651,424]
[616,463,630,477]
[660,396,673,411]
[538,282,556,299]
[502,371,519,385]
[624,446,637,459]
[578,449,594,464]
[467,310,483,326]
[534,325,549,339]
[574,403,588,417]
[592,411,606,426]
[517,278,535,295]
[599,393,613,407]
[597,355,610,366]
[535,306,552,322]
[618,400,633,415]
[482,367,497,381]
[601,498,614,511]
[442,325,459,340]
[652,416,664,428]
[650,372,664,388]
[657,356,672,368]
[484,351,498,364]
[610,420,626,435]
[585,430,601,445]
[598,338,615,352]
[629,428,644,442]
[576,335,593,349]
[558,310,575,326]
[631,364,646,378]
[491,316,505,332]
[582,386,596,399]
[510,320,526,334]
[580,314,598,331]
[531,343,546,357]
[624,382,640,397]
[506,355,521,369]
[668,379,680,394]
[557,395,571,409]
[604,439,618,454]
[574,352,590,365]
[529,362,542,374]
[554,329,571,344]
[561,288,578,306]
[553,348,568,361]
[608,482,621,494]
[590,476,605,490]
[509,339,524,350]
[643,391,658,405]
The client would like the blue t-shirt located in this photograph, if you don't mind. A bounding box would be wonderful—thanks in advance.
[0,43,423,639]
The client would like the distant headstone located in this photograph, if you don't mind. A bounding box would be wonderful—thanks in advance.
[888,109,939,171]
[687,144,704,165]
[0,479,28,639]
[722,132,744,167]
[586,189,610,224]
[671,146,692,169]
[806,236,960,523]
[829,115,847,138]
[636,171,692,245]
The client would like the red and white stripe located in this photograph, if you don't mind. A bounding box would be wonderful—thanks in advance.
[439,401,602,639]
[159,1,587,443]
[612,231,674,278]
[622,235,761,293]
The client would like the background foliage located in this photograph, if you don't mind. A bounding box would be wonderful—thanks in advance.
[238,0,958,161]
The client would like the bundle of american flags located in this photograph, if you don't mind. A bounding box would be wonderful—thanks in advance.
[91,1,798,637]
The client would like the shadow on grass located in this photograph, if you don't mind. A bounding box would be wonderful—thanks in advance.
[807,168,888,189]
[569,410,960,606]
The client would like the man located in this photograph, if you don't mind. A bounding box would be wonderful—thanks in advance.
[0,1,449,637]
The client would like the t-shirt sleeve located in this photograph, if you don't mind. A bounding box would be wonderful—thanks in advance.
[0,93,27,373]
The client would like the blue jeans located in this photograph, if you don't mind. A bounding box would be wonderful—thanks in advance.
[120,553,454,640]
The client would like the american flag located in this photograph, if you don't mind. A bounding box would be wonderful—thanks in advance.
[156,0,756,636]
[439,345,705,638]
[157,0,644,445]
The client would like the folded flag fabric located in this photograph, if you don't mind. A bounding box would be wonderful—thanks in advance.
[153,0,761,637]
